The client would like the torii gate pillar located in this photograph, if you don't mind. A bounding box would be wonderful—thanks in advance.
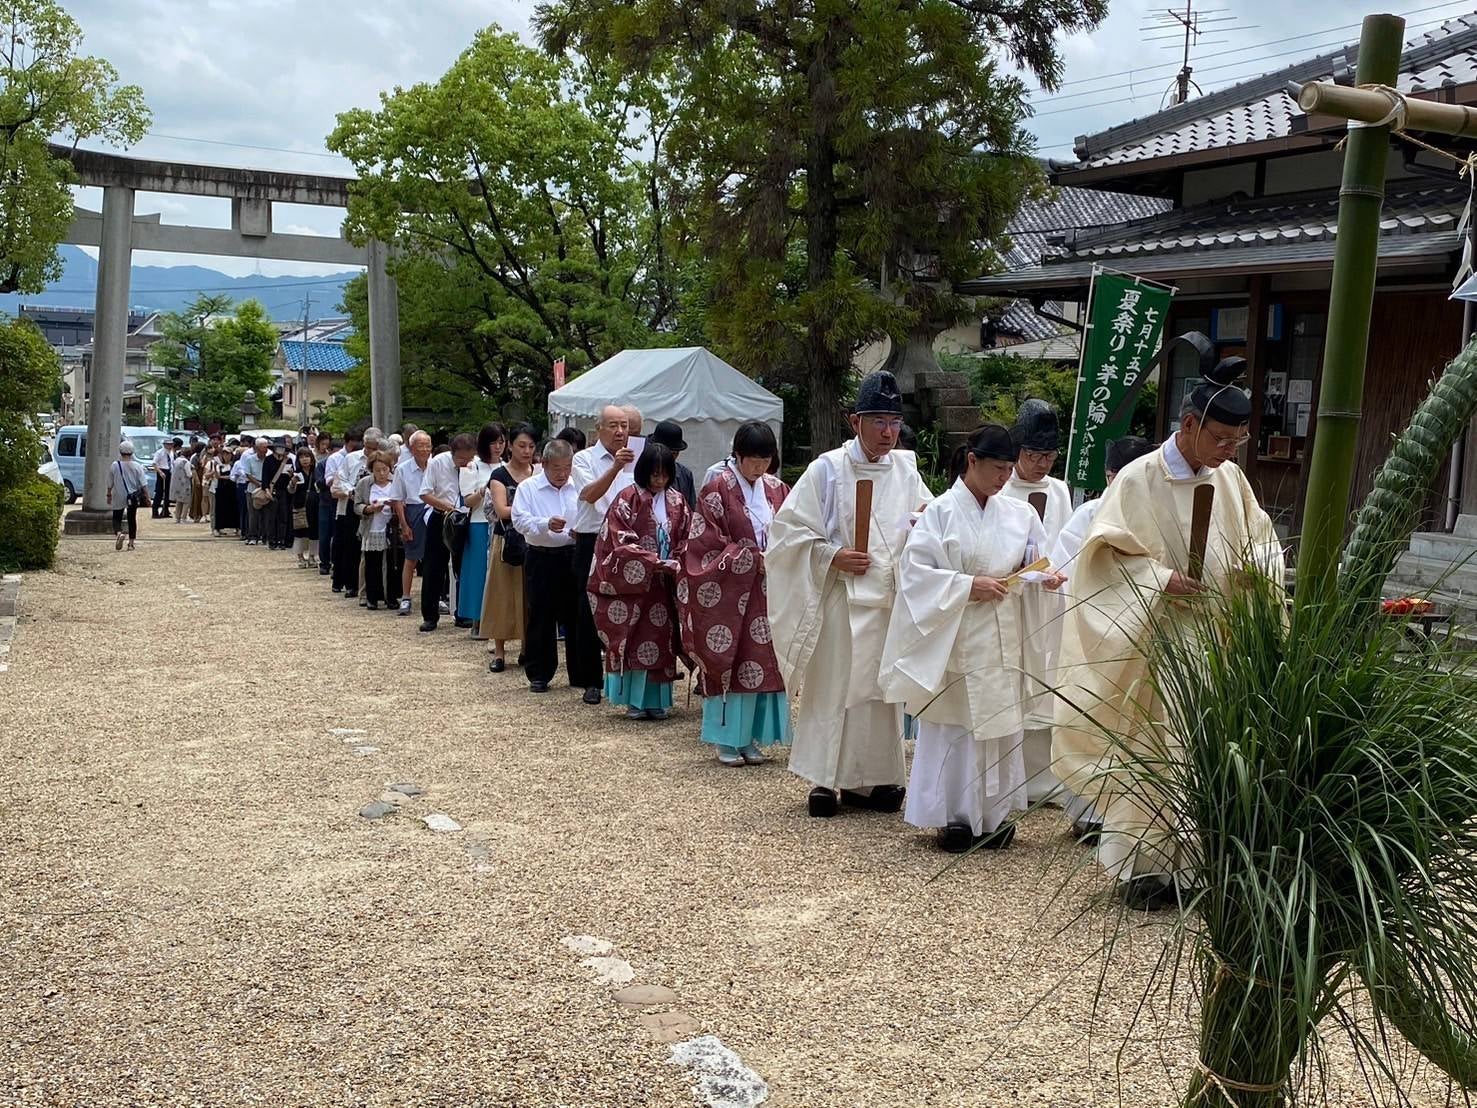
[64,184,135,535]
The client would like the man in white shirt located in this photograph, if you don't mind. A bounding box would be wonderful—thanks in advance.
[243,439,269,546]
[513,439,579,693]
[569,405,635,704]
[329,426,372,595]
[151,440,174,518]
[391,430,432,615]
[417,433,476,632]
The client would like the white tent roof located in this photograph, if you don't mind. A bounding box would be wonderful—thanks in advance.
[547,348,784,478]
[547,347,783,423]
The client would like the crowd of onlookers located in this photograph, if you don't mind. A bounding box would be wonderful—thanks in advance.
[104,408,790,767]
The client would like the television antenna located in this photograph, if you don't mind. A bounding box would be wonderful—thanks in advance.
[1139,1,1249,106]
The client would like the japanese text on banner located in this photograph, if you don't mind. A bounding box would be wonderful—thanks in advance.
[1065,271,1173,492]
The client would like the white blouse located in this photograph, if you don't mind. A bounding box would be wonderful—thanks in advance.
[460,458,497,522]
[729,460,774,549]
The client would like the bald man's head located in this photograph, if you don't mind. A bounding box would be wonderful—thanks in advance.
[621,404,643,438]
[409,430,432,465]
[598,405,629,451]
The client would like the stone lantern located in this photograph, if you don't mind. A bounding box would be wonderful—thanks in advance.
[240,397,260,429]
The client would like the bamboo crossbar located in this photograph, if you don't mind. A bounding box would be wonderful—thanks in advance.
[1294,80,1477,139]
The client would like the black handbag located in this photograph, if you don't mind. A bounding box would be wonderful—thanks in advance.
[444,509,469,555]
[500,524,527,567]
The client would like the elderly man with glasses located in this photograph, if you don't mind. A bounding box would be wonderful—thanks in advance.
[767,369,934,819]
[1052,365,1284,910]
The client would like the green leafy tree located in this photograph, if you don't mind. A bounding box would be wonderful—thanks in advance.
[148,295,276,431]
[326,29,688,415]
[536,0,1104,450]
[0,1,149,294]
[0,313,59,488]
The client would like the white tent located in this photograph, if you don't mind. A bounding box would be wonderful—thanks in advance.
[546,347,784,479]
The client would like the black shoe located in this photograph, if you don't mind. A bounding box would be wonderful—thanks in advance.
[367,602,380,611]
[807,787,839,818]
[974,823,1016,850]
[344,590,358,599]
[582,688,602,705]
[529,681,549,693]
[938,822,974,854]
[516,652,526,667]
[840,785,906,813]
[488,659,506,673]
[419,620,437,633]
[332,585,343,594]
[454,616,474,629]
[1072,819,1104,847]
[1119,875,1181,913]
[318,566,331,576]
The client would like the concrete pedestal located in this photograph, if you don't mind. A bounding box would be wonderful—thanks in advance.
[63,508,116,536]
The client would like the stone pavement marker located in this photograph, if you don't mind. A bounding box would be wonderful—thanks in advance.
[561,935,614,957]
[614,984,680,1007]
[359,800,396,820]
[387,782,424,797]
[422,813,461,833]
[668,1035,769,1108]
[581,955,636,986]
[638,1011,702,1044]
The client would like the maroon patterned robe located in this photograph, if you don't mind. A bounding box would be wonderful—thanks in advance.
[588,485,691,679]
[678,468,790,697]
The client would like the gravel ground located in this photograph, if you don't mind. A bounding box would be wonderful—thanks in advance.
[0,514,1465,1107]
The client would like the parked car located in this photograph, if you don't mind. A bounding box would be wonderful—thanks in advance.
[37,445,62,491]
[50,424,166,504]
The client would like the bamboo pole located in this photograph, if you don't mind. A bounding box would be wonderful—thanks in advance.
[1296,80,1477,139]
[1295,13,1406,609]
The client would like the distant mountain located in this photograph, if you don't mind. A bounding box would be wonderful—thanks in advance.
[0,245,362,320]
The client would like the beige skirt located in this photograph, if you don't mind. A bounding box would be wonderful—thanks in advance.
[479,531,526,643]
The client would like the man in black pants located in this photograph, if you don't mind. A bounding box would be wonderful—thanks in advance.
[511,439,579,691]
[330,426,369,596]
[568,405,635,704]
[417,433,476,632]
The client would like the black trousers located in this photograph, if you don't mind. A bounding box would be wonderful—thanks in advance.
[152,470,171,517]
[364,550,387,605]
[332,512,360,592]
[420,509,450,625]
[112,501,138,540]
[524,545,578,684]
[569,532,604,689]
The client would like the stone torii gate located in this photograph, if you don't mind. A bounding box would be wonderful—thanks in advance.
[55,145,403,535]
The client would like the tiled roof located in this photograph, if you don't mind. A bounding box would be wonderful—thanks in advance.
[280,339,357,373]
[1071,13,1477,170]
[964,178,1466,294]
[989,186,1171,340]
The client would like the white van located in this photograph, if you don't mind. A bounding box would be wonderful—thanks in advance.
[50,425,167,503]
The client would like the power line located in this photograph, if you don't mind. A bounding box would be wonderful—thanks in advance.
[1032,0,1471,94]
[1029,13,1468,121]
[39,274,360,295]
[142,132,346,162]
[1029,7,1468,114]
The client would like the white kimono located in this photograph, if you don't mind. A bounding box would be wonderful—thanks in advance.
[1053,443,1284,880]
[880,482,1046,834]
[1051,497,1102,575]
[1001,472,1073,801]
[768,440,932,791]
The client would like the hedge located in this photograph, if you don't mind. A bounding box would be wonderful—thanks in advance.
[0,477,63,571]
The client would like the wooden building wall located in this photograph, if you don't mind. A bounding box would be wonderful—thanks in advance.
[1352,291,1464,528]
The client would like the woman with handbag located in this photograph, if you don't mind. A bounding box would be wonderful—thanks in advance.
[458,423,504,634]
[107,440,151,551]
[292,446,318,568]
[354,453,399,610]
[483,423,537,672]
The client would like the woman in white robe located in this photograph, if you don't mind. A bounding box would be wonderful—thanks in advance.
[880,425,1065,853]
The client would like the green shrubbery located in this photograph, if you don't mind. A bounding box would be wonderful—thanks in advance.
[0,477,64,571]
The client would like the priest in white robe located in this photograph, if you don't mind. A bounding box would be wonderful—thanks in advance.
[881,425,1065,852]
[999,399,1074,806]
[768,370,934,818]
[1053,376,1284,909]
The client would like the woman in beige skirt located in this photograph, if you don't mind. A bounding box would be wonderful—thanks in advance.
[482,423,538,672]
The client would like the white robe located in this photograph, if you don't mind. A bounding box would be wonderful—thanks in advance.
[880,482,1045,834]
[768,441,932,791]
[1053,444,1284,880]
[1051,497,1102,576]
[1001,472,1073,799]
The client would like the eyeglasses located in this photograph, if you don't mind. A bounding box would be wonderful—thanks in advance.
[862,417,904,432]
[1209,433,1251,449]
[1021,449,1058,463]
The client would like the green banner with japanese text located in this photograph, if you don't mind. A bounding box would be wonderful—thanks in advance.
[1065,268,1174,492]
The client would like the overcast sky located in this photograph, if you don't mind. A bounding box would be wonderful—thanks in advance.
[59,0,1477,288]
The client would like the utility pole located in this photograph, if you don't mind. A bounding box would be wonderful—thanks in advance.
[299,292,313,431]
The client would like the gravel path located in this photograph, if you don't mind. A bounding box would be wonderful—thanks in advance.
[0,516,1462,1106]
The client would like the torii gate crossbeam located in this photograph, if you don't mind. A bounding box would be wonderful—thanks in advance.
[50,144,402,535]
